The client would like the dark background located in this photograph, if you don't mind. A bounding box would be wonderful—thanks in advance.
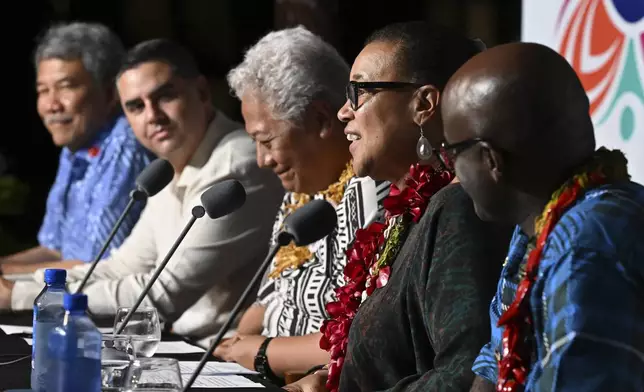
[2,0,521,253]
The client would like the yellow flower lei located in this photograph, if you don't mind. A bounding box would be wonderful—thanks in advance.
[269,162,355,278]
[534,147,630,233]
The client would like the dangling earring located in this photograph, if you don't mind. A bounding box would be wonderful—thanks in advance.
[416,124,433,160]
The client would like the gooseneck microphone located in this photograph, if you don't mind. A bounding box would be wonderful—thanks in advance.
[114,179,247,335]
[76,159,174,293]
[181,199,337,392]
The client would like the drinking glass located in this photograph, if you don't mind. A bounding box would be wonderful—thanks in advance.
[124,358,182,391]
[113,307,161,358]
[101,335,136,391]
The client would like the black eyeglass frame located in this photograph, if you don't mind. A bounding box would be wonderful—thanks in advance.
[440,138,486,160]
[346,81,423,110]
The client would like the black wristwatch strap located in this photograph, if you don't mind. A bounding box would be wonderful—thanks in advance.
[254,337,282,384]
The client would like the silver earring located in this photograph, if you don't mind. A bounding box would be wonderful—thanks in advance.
[416,124,433,160]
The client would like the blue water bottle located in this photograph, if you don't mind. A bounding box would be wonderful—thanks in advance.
[31,268,67,391]
[48,293,101,392]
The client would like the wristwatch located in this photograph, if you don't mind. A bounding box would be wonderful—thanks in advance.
[254,337,282,385]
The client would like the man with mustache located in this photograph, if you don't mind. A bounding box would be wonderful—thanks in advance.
[0,22,152,278]
[3,39,285,345]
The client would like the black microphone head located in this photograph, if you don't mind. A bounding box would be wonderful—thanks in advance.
[281,199,337,247]
[200,179,246,219]
[135,159,174,197]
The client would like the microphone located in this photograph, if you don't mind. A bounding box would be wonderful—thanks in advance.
[114,179,246,335]
[135,158,176,197]
[76,159,174,292]
[181,199,337,391]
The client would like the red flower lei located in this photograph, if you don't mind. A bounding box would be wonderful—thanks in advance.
[495,148,629,392]
[319,163,454,392]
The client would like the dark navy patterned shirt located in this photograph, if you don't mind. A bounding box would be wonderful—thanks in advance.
[37,115,153,262]
[473,181,644,391]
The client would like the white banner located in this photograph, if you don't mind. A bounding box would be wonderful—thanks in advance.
[522,0,644,184]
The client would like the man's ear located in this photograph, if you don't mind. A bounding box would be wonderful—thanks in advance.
[102,82,120,113]
[483,145,504,184]
[195,76,212,104]
[412,84,440,127]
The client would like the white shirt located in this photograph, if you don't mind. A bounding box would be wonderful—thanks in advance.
[13,112,285,342]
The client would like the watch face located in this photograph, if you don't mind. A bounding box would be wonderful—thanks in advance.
[255,354,267,373]
[254,338,271,374]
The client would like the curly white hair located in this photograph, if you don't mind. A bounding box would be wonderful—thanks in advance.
[227,26,349,123]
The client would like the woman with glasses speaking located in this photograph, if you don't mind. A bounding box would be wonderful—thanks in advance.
[286,21,514,392]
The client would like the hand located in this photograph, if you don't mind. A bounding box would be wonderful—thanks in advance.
[0,277,15,310]
[216,334,266,371]
[213,335,242,359]
[282,369,329,392]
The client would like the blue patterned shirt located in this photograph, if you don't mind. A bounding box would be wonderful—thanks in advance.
[473,181,644,391]
[38,115,153,262]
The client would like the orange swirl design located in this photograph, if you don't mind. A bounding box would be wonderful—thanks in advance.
[558,0,626,116]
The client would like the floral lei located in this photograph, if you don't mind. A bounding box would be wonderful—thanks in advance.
[496,147,630,392]
[270,162,355,279]
[319,162,455,392]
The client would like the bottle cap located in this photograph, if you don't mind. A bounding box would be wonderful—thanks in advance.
[44,269,67,285]
[63,293,88,312]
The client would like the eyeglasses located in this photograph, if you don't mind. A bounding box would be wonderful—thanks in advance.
[346,81,423,110]
[440,138,485,161]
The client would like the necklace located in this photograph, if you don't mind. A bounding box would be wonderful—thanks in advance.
[496,147,629,391]
[269,162,355,278]
[320,163,455,392]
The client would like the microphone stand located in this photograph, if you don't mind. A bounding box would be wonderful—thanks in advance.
[181,231,293,392]
[76,189,147,293]
[115,205,206,334]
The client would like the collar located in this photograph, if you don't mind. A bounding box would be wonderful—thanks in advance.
[503,227,533,275]
[62,115,120,162]
[175,111,235,188]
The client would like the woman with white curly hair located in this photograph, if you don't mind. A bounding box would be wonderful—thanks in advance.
[213,26,390,385]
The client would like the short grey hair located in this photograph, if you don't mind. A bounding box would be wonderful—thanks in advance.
[227,26,349,123]
[34,22,125,86]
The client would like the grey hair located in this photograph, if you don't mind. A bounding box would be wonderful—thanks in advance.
[34,22,125,86]
[227,26,349,123]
